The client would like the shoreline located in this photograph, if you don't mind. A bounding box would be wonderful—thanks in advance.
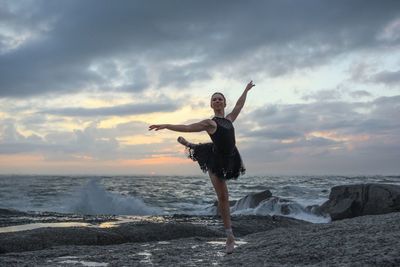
[1,182,400,265]
[1,212,399,266]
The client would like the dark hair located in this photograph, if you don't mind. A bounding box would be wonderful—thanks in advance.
[211,92,226,103]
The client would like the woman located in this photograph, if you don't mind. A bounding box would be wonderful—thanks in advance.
[149,81,255,254]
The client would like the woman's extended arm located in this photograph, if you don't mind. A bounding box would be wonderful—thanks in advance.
[149,119,215,133]
[226,81,255,123]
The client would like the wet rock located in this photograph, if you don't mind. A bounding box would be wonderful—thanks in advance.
[280,204,290,215]
[212,190,273,209]
[0,214,307,254]
[305,204,326,217]
[223,212,400,266]
[231,215,308,236]
[1,213,400,266]
[233,190,273,210]
[318,183,400,220]
[210,190,273,215]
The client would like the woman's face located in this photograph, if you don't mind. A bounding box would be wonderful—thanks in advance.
[210,93,226,110]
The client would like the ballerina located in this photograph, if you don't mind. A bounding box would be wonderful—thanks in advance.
[149,81,255,254]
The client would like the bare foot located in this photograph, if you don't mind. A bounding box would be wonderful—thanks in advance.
[177,136,193,148]
[226,235,235,254]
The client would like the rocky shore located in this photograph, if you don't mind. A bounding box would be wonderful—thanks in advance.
[1,183,400,266]
[1,212,399,266]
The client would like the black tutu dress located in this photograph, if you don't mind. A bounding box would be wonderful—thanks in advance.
[186,116,245,180]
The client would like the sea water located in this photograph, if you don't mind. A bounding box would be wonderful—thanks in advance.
[1,174,399,223]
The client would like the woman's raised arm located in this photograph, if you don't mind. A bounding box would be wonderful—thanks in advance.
[149,119,215,133]
[226,81,255,122]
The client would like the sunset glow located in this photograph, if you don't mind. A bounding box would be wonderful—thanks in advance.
[0,1,399,175]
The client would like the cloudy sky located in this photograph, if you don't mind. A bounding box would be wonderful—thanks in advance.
[0,0,399,175]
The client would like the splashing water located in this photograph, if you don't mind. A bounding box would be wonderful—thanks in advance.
[66,179,163,215]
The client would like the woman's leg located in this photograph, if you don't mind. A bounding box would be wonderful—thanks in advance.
[208,171,235,252]
[209,171,231,228]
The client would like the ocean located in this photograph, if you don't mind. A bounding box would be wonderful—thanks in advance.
[1,174,400,224]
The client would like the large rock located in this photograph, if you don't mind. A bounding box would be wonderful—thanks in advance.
[210,190,273,214]
[319,183,400,220]
[233,190,273,210]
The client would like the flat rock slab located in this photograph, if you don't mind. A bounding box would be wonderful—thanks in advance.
[1,213,400,266]
[225,212,400,266]
[0,214,308,254]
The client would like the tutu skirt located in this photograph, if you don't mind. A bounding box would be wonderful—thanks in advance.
[187,143,245,180]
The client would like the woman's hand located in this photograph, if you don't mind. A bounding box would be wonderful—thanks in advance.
[245,80,255,91]
[148,124,168,131]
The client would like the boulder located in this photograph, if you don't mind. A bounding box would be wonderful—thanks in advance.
[210,190,273,215]
[305,204,326,217]
[232,190,273,210]
[318,183,400,220]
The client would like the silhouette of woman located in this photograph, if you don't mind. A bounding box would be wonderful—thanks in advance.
[149,81,255,253]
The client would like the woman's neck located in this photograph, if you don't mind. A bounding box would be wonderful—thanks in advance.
[214,111,225,118]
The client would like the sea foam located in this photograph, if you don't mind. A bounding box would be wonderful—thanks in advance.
[196,195,330,223]
[231,197,330,223]
[65,179,163,215]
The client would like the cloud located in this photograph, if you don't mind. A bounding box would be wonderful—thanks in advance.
[1,93,399,174]
[1,1,399,174]
[247,128,303,140]
[39,102,179,117]
[377,17,400,42]
[1,0,400,98]
[0,119,26,142]
[349,90,372,98]
[348,61,400,87]
[0,119,166,160]
[371,70,400,85]
[234,95,400,174]
[237,95,400,164]
[302,89,342,102]
[157,63,211,88]
[0,118,51,154]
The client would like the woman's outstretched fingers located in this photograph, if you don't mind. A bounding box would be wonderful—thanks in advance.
[246,80,255,91]
[149,124,164,131]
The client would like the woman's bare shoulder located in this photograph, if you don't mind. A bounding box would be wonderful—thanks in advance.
[200,119,217,134]
[201,118,217,126]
